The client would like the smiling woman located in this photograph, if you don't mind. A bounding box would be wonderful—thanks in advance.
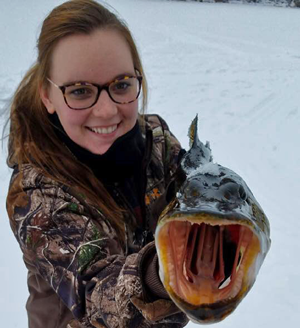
[5,0,188,327]
[40,29,140,155]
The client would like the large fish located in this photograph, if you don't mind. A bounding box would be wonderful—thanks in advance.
[155,116,271,324]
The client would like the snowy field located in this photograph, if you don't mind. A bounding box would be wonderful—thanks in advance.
[1,0,300,327]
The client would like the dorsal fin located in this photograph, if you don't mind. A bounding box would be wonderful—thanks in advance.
[181,115,213,174]
[188,115,199,148]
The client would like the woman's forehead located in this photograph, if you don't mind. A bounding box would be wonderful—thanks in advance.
[50,29,135,84]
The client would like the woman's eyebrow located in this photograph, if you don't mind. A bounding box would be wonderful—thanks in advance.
[62,72,137,86]
[61,80,91,87]
[112,72,136,80]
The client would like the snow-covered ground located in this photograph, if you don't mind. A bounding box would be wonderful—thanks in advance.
[1,0,299,327]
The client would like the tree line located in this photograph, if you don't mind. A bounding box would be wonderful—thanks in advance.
[171,0,300,8]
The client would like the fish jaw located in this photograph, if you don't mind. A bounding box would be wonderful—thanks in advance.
[155,211,268,324]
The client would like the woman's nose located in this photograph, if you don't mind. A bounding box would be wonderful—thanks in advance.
[91,89,118,118]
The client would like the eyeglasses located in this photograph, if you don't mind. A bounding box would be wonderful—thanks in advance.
[47,74,143,110]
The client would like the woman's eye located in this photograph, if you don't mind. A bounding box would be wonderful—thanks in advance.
[67,86,94,99]
[73,88,88,95]
[111,81,131,93]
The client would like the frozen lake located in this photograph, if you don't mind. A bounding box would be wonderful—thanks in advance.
[1,1,299,327]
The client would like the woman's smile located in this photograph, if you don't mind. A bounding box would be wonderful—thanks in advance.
[87,123,119,135]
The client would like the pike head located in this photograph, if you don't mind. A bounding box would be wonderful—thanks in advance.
[155,116,271,324]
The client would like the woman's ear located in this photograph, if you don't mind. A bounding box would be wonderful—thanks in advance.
[39,84,56,114]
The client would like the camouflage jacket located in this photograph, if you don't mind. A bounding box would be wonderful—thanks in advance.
[6,115,189,328]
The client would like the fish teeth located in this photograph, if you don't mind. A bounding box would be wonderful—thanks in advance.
[219,276,231,290]
[236,247,245,272]
[183,259,190,281]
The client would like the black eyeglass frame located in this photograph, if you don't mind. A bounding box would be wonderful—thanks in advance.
[47,74,143,110]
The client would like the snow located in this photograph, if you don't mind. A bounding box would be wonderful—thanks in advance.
[1,0,299,327]
[187,162,222,178]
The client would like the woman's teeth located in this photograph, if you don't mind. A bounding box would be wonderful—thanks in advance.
[89,125,118,134]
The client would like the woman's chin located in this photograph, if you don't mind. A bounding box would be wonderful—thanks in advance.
[86,143,113,155]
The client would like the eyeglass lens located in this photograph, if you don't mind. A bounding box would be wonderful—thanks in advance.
[64,77,140,109]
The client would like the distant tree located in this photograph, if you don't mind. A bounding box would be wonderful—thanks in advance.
[294,0,300,7]
[169,0,295,6]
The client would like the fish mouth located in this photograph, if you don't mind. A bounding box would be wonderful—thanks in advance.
[156,213,261,321]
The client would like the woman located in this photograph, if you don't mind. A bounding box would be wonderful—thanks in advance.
[6,0,188,327]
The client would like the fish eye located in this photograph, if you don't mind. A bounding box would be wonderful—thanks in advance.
[224,190,231,200]
[220,178,236,186]
[184,181,200,198]
[238,186,247,200]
